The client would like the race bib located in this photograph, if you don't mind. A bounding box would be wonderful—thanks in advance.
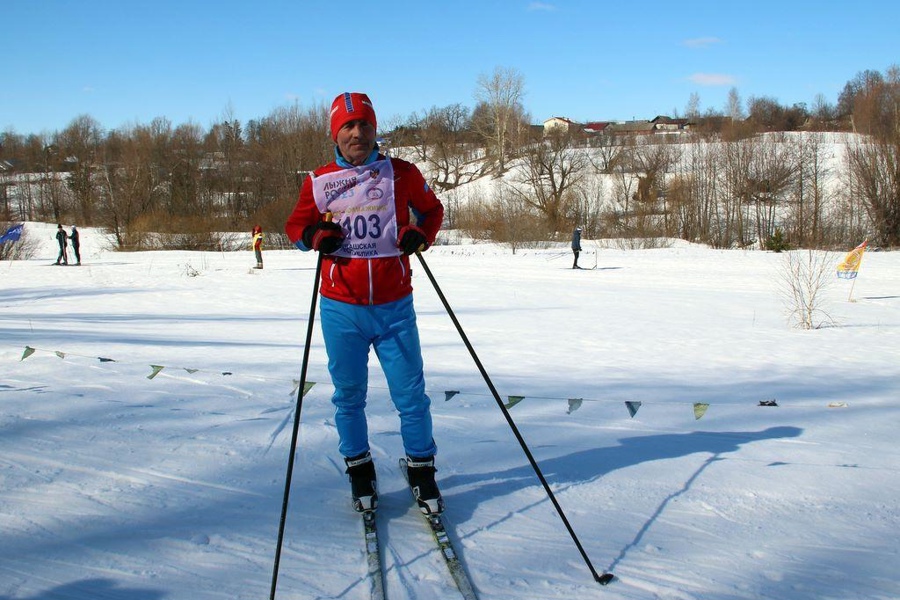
[310,159,399,258]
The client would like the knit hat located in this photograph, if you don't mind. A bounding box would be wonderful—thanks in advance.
[330,92,377,141]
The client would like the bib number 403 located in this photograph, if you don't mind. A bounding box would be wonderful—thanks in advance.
[341,214,383,240]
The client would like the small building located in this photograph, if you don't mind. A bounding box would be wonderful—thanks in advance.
[583,121,612,135]
[542,117,582,136]
[607,120,656,135]
[651,116,690,132]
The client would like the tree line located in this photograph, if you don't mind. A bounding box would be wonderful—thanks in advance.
[1,66,898,250]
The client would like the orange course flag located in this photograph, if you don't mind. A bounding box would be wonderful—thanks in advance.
[836,240,867,280]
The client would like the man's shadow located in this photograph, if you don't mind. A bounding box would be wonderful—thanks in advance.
[0,578,164,600]
[440,426,803,571]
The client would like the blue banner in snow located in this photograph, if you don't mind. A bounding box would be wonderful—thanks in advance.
[0,223,24,244]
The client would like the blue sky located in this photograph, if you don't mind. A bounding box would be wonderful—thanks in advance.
[3,0,897,136]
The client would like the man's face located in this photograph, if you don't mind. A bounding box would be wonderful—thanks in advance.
[336,119,376,166]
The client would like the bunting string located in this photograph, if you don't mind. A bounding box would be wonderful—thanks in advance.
[11,345,852,419]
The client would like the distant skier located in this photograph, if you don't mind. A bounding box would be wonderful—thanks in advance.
[571,226,582,269]
[70,225,81,265]
[251,225,263,269]
[55,224,68,265]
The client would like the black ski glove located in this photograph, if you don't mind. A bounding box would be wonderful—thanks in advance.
[398,225,428,255]
[302,221,344,254]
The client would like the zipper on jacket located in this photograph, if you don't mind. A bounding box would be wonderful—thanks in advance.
[367,260,374,305]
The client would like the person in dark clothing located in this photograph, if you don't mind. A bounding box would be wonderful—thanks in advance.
[70,226,81,265]
[55,224,68,265]
[571,226,582,269]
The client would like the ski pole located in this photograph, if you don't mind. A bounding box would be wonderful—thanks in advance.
[415,251,614,585]
[269,251,324,600]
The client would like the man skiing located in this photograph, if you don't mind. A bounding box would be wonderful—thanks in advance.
[285,92,445,515]
[571,226,582,269]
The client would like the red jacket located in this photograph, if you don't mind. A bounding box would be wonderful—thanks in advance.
[285,154,444,305]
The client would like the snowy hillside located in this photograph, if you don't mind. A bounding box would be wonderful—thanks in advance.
[427,131,861,228]
[2,223,899,600]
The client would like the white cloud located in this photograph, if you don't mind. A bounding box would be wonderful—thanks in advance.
[688,73,737,86]
[527,2,557,11]
[683,37,723,49]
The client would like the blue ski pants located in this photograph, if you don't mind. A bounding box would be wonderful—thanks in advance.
[319,294,436,459]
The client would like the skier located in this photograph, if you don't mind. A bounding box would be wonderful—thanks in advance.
[571,226,582,269]
[285,92,445,515]
[69,225,81,265]
[55,224,68,265]
[251,225,263,269]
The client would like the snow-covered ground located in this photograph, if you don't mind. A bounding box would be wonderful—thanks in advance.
[2,223,899,600]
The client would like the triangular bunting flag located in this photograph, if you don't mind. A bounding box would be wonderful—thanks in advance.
[693,403,709,420]
[505,395,524,409]
[222,372,233,376]
[290,380,316,397]
[827,401,848,408]
[21,346,36,361]
[625,401,642,418]
[55,351,66,359]
[98,357,116,362]
[147,365,165,380]
[566,398,583,414]
[444,390,460,402]
[184,368,199,374]
[759,399,778,407]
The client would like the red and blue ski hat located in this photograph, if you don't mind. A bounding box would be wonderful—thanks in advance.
[330,92,377,142]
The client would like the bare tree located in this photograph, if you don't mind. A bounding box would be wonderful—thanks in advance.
[59,114,103,225]
[586,130,624,174]
[810,93,837,128]
[747,96,809,132]
[632,141,682,236]
[99,126,166,249]
[837,69,885,124]
[608,139,640,237]
[726,87,744,121]
[422,104,488,191]
[507,130,589,233]
[473,66,527,174]
[685,92,701,120]
[670,139,721,244]
[787,133,834,247]
[718,138,755,246]
[747,137,797,248]
[168,122,205,220]
[778,249,836,329]
[846,137,900,246]
[493,181,545,253]
[569,175,610,238]
[393,104,488,192]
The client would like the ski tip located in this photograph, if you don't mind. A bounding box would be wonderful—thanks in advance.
[596,572,615,585]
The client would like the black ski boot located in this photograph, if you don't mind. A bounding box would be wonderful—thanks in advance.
[345,451,377,513]
[406,455,444,515]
